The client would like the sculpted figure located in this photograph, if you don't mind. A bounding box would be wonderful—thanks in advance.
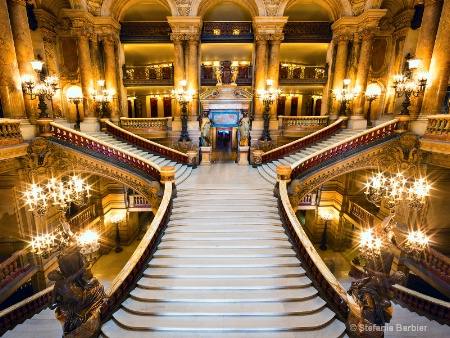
[201,112,213,146]
[238,112,250,146]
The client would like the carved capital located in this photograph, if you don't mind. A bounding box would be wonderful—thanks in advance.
[175,0,192,16]
[255,33,284,41]
[333,33,352,44]
[264,0,281,16]
[41,28,57,42]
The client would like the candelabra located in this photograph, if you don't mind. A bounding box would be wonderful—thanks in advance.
[66,86,83,130]
[21,60,58,119]
[110,215,123,253]
[77,230,100,262]
[319,212,333,251]
[332,78,358,116]
[365,86,381,128]
[91,79,114,118]
[392,57,428,115]
[171,79,195,142]
[257,79,281,141]
[359,229,383,261]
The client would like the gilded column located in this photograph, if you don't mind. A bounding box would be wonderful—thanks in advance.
[348,33,362,91]
[187,36,199,118]
[7,0,34,120]
[103,36,119,121]
[0,0,25,118]
[331,35,350,115]
[170,36,185,119]
[42,29,61,119]
[268,37,283,116]
[353,29,376,116]
[420,0,450,116]
[254,36,268,118]
[76,33,94,118]
[411,0,444,116]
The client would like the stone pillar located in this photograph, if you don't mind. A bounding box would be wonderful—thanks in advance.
[268,38,282,116]
[0,0,25,118]
[7,0,34,121]
[353,30,376,116]
[103,36,119,121]
[331,36,350,116]
[420,0,450,116]
[411,0,444,116]
[170,37,185,119]
[385,30,407,114]
[348,33,362,87]
[187,37,199,118]
[42,29,61,119]
[76,34,94,118]
[254,37,268,118]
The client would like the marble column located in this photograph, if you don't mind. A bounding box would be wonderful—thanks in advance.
[331,36,350,115]
[42,29,61,119]
[268,38,282,116]
[187,37,199,118]
[254,37,268,118]
[353,30,376,116]
[411,0,444,116]
[7,0,34,121]
[171,36,185,119]
[420,0,450,116]
[348,33,362,90]
[76,34,94,118]
[385,32,406,114]
[103,36,119,120]
[0,0,26,118]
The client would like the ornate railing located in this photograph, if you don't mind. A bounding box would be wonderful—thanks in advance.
[68,204,95,231]
[280,115,328,132]
[50,123,162,181]
[393,284,450,321]
[348,201,374,227]
[279,65,327,85]
[279,180,357,319]
[200,63,253,86]
[423,115,450,141]
[100,181,172,317]
[122,64,174,86]
[0,249,31,290]
[0,286,53,334]
[128,194,150,208]
[283,21,332,42]
[201,21,253,41]
[414,247,450,284]
[291,119,398,179]
[105,120,188,164]
[120,22,171,42]
[119,117,170,138]
[0,119,24,146]
[262,118,343,163]
[299,192,318,206]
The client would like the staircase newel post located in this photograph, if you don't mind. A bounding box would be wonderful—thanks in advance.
[160,166,177,198]
[274,165,292,198]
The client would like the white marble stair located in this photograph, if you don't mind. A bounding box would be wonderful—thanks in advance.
[101,165,347,337]
[84,131,191,185]
[2,308,62,338]
[258,129,364,184]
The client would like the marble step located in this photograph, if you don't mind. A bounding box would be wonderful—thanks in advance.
[171,205,279,213]
[109,308,336,331]
[257,166,276,184]
[174,195,277,203]
[148,256,301,268]
[173,200,277,207]
[166,219,283,227]
[169,213,280,220]
[161,232,286,241]
[102,317,346,338]
[153,248,295,258]
[135,276,310,290]
[164,224,284,233]
[121,295,323,315]
[130,286,318,302]
[176,188,275,194]
[158,239,293,249]
[175,166,192,185]
[143,266,305,278]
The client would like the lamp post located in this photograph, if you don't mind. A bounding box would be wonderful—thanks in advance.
[171,79,195,142]
[66,86,83,131]
[392,57,428,115]
[365,87,381,128]
[110,215,123,253]
[91,79,114,118]
[257,79,281,141]
[332,78,358,116]
[21,60,58,119]
[319,212,333,251]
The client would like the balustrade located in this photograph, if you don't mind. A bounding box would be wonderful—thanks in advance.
[128,194,149,208]
[280,116,328,131]
[279,64,327,85]
[424,115,450,141]
[0,249,31,289]
[416,247,450,284]
[348,201,374,227]
[68,204,95,232]
[201,22,253,41]
[120,117,169,131]
[0,119,24,146]
[122,64,174,86]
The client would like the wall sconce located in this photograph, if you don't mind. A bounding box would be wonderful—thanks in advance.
[333,78,359,116]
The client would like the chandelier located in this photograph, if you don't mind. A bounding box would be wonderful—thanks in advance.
[405,230,429,257]
[77,230,100,261]
[24,175,91,217]
[91,79,115,118]
[359,229,382,261]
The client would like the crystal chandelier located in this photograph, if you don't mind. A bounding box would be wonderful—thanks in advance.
[24,175,91,217]
[405,230,429,256]
[359,229,382,261]
[77,230,100,261]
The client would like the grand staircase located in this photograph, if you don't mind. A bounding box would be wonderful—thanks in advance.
[85,132,192,185]
[101,164,347,337]
[258,129,364,184]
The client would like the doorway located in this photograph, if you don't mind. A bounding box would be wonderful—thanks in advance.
[215,128,232,150]
[211,127,237,163]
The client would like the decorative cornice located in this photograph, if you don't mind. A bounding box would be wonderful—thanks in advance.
[392,9,415,30]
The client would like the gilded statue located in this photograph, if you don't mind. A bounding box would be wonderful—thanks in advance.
[238,112,250,146]
[201,112,213,146]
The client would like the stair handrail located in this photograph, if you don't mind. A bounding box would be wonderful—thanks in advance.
[262,118,343,163]
[105,120,188,164]
[100,180,172,317]
[411,247,450,286]
[278,179,360,319]
[50,122,161,180]
[291,119,398,179]
[0,248,32,289]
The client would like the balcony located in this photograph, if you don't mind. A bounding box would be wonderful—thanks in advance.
[122,63,174,87]
[283,22,332,43]
[120,22,171,43]
[201,22,253,42]
[279,64,327,85]
[201,61,253,86]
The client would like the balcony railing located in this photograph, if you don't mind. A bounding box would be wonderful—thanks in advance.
[120,22,171,42]
[68,204,96,232]
[0,119,24,146]
[122,64,174,86]
[279,116,328,135]
[120,117,170,139]
[283,22,332,42]
[0,249,31,291]
[348,201,374,227]
[279,64,327,85]
[201,22,253,42]
[200,63,253,86]
[423,115,450,141]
